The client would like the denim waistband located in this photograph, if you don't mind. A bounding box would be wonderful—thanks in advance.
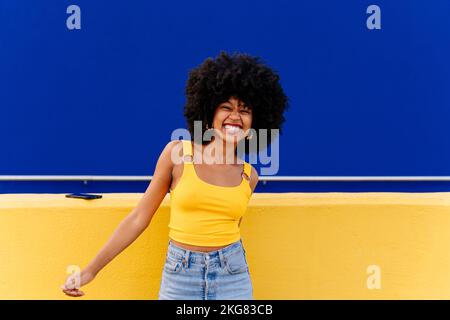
[167,238,243,268]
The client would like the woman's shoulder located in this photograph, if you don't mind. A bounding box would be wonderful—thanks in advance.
[249,163,258,179]
[245,162,259,192]
[159,140,184,167]
[165,139,183,151]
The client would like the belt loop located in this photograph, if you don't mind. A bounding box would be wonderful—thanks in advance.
[183,250,190,268]
[218,249,226,269]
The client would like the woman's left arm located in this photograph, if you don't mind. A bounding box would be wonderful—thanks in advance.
[239,166,259,227]
[249,165,259,195]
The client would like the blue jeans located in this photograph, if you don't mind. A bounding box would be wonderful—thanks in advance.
[158,238,254,300]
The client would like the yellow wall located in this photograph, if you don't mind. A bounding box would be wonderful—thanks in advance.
[1,192,450,299]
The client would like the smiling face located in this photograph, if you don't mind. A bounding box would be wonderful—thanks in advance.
[211,96,253,144]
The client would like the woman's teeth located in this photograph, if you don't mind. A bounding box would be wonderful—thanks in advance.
[223,125,241,134]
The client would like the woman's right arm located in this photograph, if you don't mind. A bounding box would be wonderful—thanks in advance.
[62,140,182,297]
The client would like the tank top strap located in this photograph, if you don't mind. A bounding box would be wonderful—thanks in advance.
[182,140,194,163]
[243,161,252,182]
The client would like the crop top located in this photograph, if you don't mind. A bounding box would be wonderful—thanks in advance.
[168,139,252,246]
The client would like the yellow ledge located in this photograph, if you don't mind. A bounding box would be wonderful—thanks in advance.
[1,192,450,299]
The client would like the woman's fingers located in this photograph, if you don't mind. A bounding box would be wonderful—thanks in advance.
[64,289,84,297]
[61,285,85,297]
[69,290,84,297]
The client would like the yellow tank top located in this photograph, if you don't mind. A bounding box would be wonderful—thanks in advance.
[168,139,253,246]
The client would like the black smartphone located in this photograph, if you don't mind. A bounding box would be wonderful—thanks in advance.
[65,193,102,200]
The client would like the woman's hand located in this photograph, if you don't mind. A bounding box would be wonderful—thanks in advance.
[61,269,96,297]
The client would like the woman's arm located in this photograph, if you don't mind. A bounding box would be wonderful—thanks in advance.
[85,140,180,275]
[249,165,259,195]
[238,165,259,227]
[62,140,181,295]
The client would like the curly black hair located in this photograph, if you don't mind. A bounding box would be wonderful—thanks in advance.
[183,51,289,152]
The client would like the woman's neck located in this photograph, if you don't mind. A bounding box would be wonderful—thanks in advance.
[193,138,240,165]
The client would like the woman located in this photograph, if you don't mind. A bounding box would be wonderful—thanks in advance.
[61,51,289,299]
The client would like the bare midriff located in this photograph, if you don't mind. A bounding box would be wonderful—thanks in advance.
[169,238,230,253]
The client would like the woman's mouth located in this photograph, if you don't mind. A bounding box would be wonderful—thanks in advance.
[222,124,243,136]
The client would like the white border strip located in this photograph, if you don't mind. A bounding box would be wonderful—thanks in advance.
[1,176,450,181]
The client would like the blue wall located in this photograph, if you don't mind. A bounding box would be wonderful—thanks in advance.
[1,1,450,193]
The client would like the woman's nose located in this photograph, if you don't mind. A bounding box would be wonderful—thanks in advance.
[228,115,241,122]
[229,109,241,118]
